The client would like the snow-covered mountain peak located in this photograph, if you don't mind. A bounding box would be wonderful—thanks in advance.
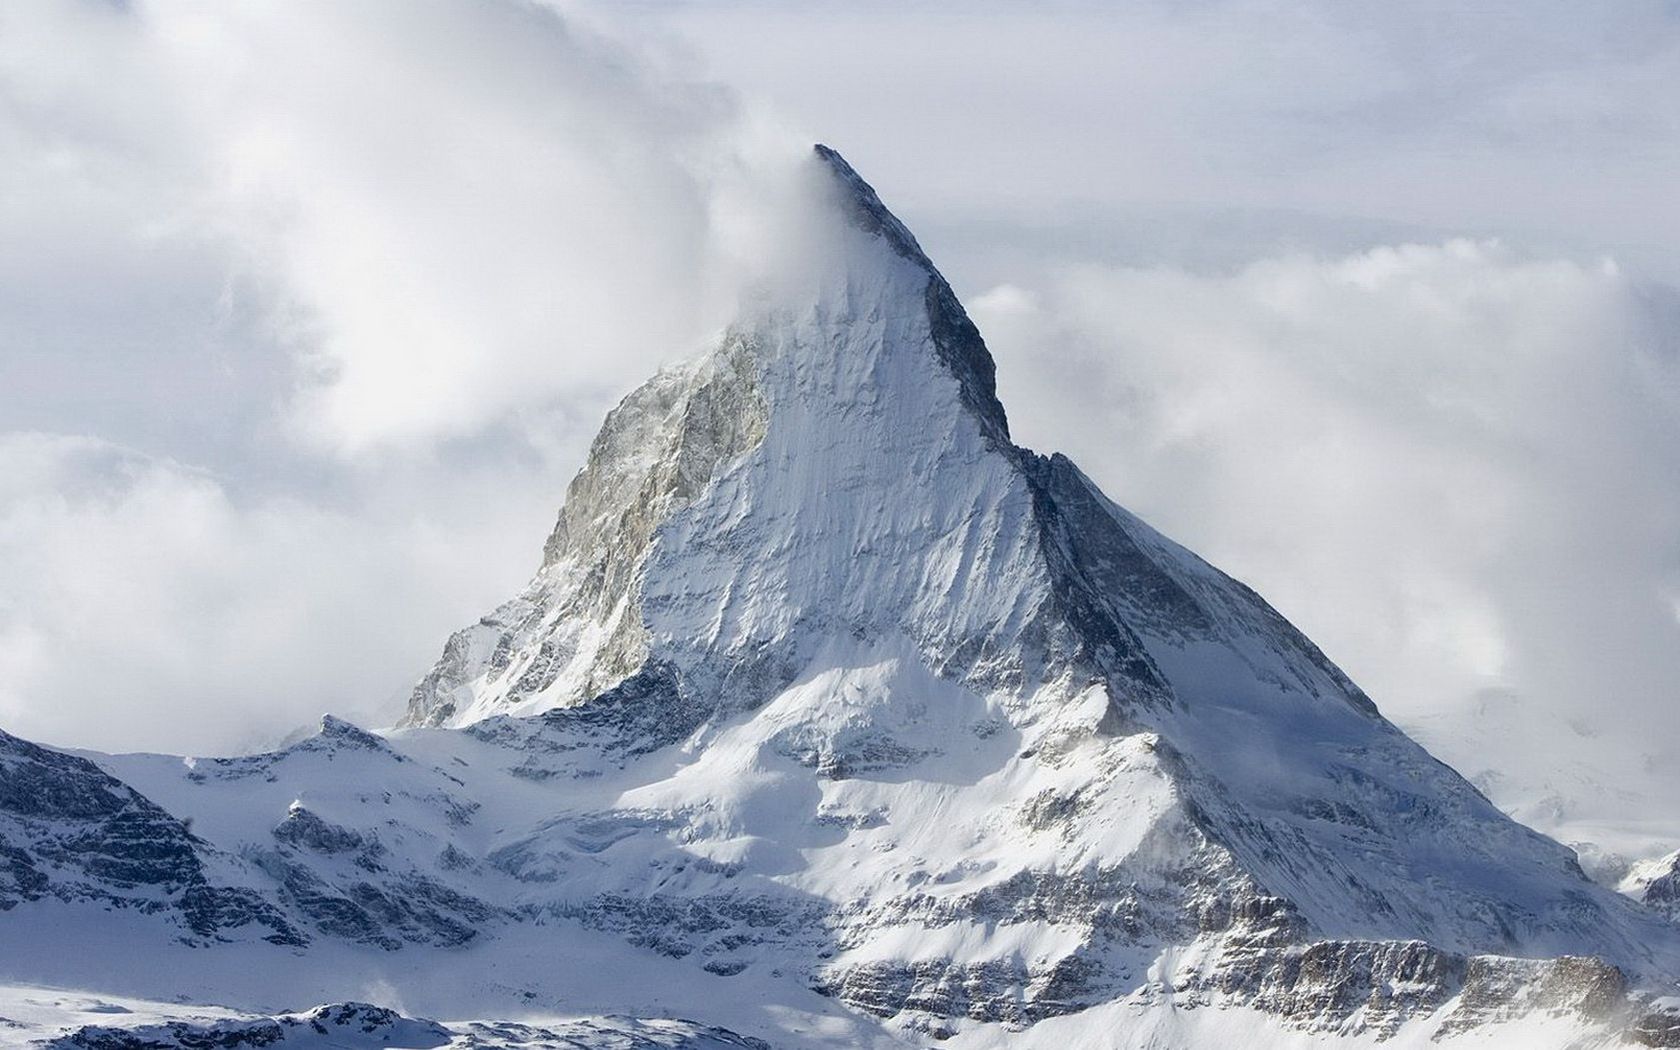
[809,143,1011,440]
[390,144,1680,995]
[403,144,1028,729]
[811,144,930,263]
[8,147,1680,1048]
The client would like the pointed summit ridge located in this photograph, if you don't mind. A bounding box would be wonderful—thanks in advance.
[383,147,1680,1035]
[813,144,936,269]
[813,143,1010,440]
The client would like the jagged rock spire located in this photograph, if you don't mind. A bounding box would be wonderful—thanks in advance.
[813,144,1010,441]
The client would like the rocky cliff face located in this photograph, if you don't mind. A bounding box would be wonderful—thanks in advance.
[0,727,300,945]
[1623,849,1680,922]
[405,340,769,727]
[4,147,1680,1049]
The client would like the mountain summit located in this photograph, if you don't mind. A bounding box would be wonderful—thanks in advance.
[4,146,1679,1048]
[390,144,1679,1029]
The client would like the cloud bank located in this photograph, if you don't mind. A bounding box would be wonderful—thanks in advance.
[644,0,1680,274]
[974,243,1680,855]
[2,0,814,458]
[0,433,566,754]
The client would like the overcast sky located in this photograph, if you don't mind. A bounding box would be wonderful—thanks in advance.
[4,1,1679,859]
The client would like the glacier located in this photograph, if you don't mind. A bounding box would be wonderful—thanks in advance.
[3,146,1680,1048]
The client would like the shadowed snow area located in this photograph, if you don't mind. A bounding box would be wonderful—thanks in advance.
[4,147,1680,1048]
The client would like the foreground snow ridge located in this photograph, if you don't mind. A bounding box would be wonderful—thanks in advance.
[4,146,1679,1049]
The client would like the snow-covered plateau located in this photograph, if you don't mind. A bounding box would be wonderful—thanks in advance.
[4,147,1680,1048]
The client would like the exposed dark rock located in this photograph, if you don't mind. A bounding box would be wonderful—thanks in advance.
[272,805,366,855]
[1631,1004,1680,1047]
[813,144,1009,444]
[1634,852,1680,924]
[0,728,300,944]
[251,849,492,950]
[468,662,713,778]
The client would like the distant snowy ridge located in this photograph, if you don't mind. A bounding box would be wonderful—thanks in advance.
[0,992,765,1050]
[4,146,1680,1048]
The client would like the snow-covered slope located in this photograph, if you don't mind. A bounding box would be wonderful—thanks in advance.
[4,146,1680,1048]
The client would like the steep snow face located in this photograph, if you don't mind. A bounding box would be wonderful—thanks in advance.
[405,149,1132,737]
[405,157,1044,732]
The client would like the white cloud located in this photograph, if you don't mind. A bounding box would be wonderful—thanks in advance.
[975,241,1680,852]
[638,0,1680,278]
[0,432,573,754]
[0,0,810,458]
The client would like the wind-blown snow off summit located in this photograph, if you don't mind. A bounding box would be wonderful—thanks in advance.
[3,148,1679,1049]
